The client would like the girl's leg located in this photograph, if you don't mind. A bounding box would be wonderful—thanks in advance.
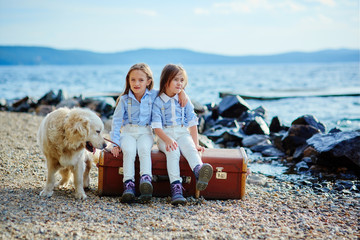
[157,137,182,184]
[177,130,213,191]
[120,133,137,182]
[137,132,154,202]
[137,133,154,177]
[176,133,202,170]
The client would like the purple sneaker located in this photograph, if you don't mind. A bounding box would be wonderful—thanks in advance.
[193,163,213,191]
[170,181,186,205]
[139,174,153,202]
[122,180,135,203]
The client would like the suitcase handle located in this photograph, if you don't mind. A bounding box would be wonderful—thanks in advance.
[153,175,192,184]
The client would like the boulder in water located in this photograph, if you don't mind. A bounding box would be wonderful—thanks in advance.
[292,114,326,133]
[218,95,250,118]
[307,131,360,169]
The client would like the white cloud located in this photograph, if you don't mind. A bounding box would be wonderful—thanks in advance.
[194,0,308,15]
[318,14,333,23]
[194,8,210,15]
[307,0,336,7]
[300,14,333,24]
[135,9,157,17]
[284,2,307,12]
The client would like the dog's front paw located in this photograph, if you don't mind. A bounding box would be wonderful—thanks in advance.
[74,190,87,200]
[40,189,53,198]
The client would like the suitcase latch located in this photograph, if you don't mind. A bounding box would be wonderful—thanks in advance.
[119,167,123,175]
[216,167,227,180]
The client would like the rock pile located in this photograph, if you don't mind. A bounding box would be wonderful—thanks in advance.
[1,90,359,180]
[196,95,360,179]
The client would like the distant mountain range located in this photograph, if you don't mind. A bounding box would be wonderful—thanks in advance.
[0,46,358,65]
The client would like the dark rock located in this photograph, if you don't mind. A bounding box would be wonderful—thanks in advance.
[270,132,287,152]
[81,98,114,118]
[225,141,241,148]
[307,131,360,169]
[335,180,354,190]
[250,141,285,157]
[221,129,245,142]
[11,96,36,112]
[38,90,64,106]
[214,118,240,128]
[56,98,80,109]
[192,100,207,114]
[292,114,326,133]
[205,102,217,112]
[329,127,342,133]
[203,125,245,143]
[211,106,220,120]
[250,142,272,152]
[198,116,206,134]
[269,116,289,133]
[242,134,270,147]
[218,95,251,118]
[333,183,345,191]
[303,146,319,158]
[253,106,267,119]
[282,125,321,155]
[238,110,263,122]
[270,116,282,133]
[293,144,308,159]
[302,157,313,164]
[261,146,285,157]
[198,134,215,148]
[295,161,309,172]
[200,113,217,133]
[36,105,56,116]
[203,126,228,140]
[243,116,270,135]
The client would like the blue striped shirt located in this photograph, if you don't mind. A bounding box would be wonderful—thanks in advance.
[151,93,198,129]
[110,89,158,146]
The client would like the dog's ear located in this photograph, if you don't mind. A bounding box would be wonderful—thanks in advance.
[72,115,90,138]
[64,113,90,146]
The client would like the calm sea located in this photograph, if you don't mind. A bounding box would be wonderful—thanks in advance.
[0,62,359,131]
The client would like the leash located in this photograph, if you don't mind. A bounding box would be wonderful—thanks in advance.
[104,138,120,152]
[104,137,121,148]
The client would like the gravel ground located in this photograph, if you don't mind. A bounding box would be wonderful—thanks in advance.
[0,111,359,239]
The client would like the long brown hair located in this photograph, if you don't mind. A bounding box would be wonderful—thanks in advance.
[122,63,154,96]
[158,64,188,96]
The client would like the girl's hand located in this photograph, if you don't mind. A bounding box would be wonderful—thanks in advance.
[165,139,178,152]
[111,146,122,157]
[196,145,205,153]
[178,90,188,107]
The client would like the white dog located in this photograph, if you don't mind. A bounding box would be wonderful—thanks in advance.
[38,107,107,199]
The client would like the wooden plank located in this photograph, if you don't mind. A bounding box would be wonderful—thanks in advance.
[220,87,360,100]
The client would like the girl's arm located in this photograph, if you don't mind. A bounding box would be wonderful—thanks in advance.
[189,125,204,152]
[154,128,178,152]
[178,89,188,107]
[110,96,126,157]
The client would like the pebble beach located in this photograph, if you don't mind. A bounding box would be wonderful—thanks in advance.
[0,111,359,239]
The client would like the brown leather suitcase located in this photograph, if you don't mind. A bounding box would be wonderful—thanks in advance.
[97,148,248,199]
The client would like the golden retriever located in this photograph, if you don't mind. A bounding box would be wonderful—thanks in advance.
[37,107,107,199]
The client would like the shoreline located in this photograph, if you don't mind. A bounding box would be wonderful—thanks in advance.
[0,111,359,239]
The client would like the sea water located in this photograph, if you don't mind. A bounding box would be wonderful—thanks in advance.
[0,62,359,131]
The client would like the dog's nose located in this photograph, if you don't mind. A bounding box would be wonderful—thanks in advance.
[102,143,107,149]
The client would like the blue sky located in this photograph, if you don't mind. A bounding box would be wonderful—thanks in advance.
[0,0,358,55]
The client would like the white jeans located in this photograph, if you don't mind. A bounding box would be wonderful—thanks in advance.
[120,125,154,182]
[157,126,202,184]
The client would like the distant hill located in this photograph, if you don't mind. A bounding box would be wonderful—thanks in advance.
[0,46,358,65]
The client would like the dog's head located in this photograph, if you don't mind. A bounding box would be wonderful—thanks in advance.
[64,108,107,152]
